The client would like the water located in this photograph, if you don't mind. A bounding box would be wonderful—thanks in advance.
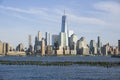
[0,65,120,80]
[0,56,120,62]
[0,56,120,80]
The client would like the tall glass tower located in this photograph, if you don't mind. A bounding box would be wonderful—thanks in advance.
[97,36,102,54]
[61,15,67,33]
[60,12,68,47]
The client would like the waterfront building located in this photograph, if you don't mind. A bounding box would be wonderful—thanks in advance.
[16,43,24,52]
[38,31,42,41]
[28,35,33,54]
[90,40,97,55]
[63,46,70,55]
[97,36,102,55]
[46,45,53,55]
[118,40,120,53]
[61,13,68,47]
[0,41,3,55]
[56,46,63,55]
[52,35,59,47]
[34,31,43,55]
[41,38,45,56]
[77,37,89,55]
[45,32,51,46]
[69,34,78,50]
[59,32,68,47]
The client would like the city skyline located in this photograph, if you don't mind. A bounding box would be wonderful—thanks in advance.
[0,0,120,47]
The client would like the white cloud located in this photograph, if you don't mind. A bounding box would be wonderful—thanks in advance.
[94,1,120,16]
[0,5,107,26]
[67,13,107,25]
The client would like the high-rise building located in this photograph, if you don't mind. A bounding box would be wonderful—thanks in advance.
[60,13,68,47]
[59,32,68,47]
[97,36,102,54]
[3,42,10,55]
[29,35,32,47]
[0,41,3,55]
[16,43,24,52]
[61,14,67,33]
[41,38,45,56]
[38,31,42,41]
[45,32,51,46]
[69,34,78,50]
[52,35,59,46]
[28,35,33,54]
[118,40,120,53]
[77,37,89,55]
[90,40,97,55]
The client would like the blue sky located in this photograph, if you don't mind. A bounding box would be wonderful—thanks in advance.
[0,0,120,48]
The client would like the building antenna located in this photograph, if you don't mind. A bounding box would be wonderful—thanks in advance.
[64,9,65,15]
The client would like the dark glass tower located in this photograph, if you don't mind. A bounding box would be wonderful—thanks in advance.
[61,15,67,33]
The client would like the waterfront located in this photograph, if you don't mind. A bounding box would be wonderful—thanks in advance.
[0,56,120,80]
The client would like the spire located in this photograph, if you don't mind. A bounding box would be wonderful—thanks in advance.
[64,9,65,15]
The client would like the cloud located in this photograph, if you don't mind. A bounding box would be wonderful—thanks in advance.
[0,5,48,16]
[67,13,107,25]
[94,1,120,16]
[0,5,107,26]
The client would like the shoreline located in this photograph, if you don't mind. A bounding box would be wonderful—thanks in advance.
[0,60,120,67]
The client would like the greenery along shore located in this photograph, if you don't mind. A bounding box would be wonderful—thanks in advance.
[0,60,120,67]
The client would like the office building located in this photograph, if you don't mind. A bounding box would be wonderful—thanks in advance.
[119,40,120,53]
[52,35,59,47]
[16,43,24,52]
[28,35,33,54]
[97,36,102,54]
[90,40,97,55]
[60,13,68,47]
[38,31,42,41]
[77,37,89,55]
[69,34,78,50]
[59,32,68,47]
[45,32,51,46]
[41,38,45,56]
[2,42,9,55]
[0,41,3,55]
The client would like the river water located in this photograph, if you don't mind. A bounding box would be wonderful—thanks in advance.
[0,56,120,80]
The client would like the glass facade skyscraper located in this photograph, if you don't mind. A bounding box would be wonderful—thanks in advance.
[60,14,68,47]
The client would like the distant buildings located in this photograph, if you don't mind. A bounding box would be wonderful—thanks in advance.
[0,13,119,56]
[0,41,10,55]
[0,41,3,55]
[90,40,97,55]
[119,40,120,53]
[27,35,33,55]
[97,36,102,55]
[77,37,89,55]
[45,32,51,46]
[16,43,24,52]
[60,13,68,47]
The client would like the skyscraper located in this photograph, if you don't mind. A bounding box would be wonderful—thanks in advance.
[97,36,102,54]
[29,35,32,47]
[118,40,120,53]
[90,40,97,54]
[0,41,3,55]
[38,31,42,41]
[28,35,33,53]
[45,32,51,46]
[61,14,67,33]
[60,12,68,47]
